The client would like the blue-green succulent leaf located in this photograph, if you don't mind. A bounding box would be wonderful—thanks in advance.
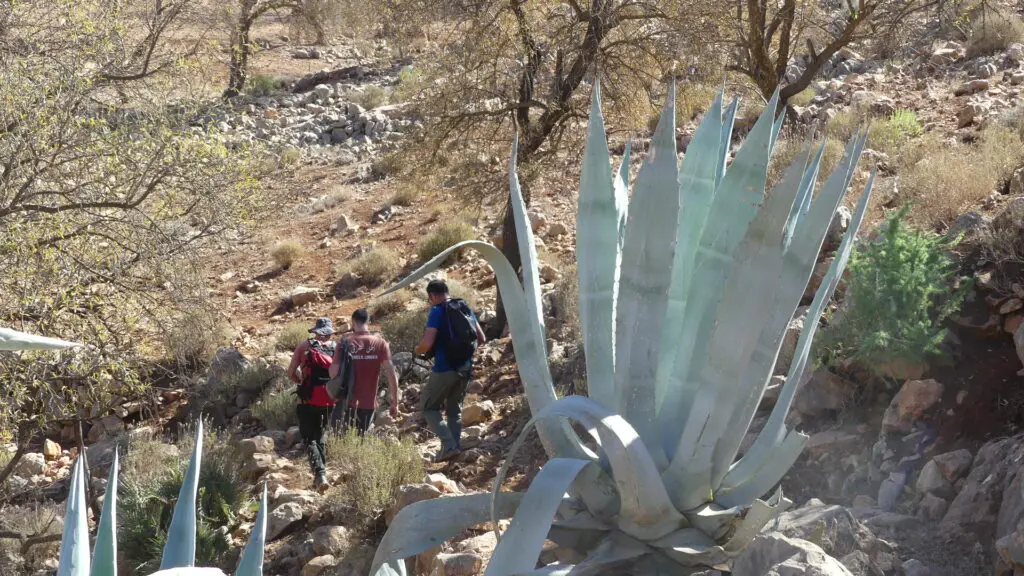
[576,82,621,412]
[160,420,203,569]
[235,483,267,576]
[92,448,119,576]
[614,140,631,248]
[614,80,680,468]
[57,457,90,576]
[0,327,83,350]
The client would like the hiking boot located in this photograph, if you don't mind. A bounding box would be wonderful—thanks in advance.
[434,447,461,463]
[314,471,330,493]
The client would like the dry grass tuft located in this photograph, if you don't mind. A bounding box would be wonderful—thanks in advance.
[325,429,424,520]
[371,290,413,320]
[900,127,1024,229]
[349,247,402,285]
[968,10,1024,57]
[251,384,296,431]
[277,321,311,351]
[389,185,420,207]
[417,221,476,263]
[271,240,304,269]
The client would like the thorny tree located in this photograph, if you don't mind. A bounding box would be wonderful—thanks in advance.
[389,0,722,337]
[0,0,266,493]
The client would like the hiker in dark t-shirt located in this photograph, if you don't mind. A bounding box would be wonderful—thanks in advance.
[329,308,400,436]
[414,279,486,462]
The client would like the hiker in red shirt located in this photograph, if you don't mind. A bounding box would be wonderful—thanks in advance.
[329,308,400,436]
[285,317,337,492]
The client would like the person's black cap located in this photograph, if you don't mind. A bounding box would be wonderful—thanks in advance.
[426,279,449,295]
[351,308,369,324]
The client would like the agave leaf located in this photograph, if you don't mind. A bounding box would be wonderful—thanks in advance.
[655,88,725,417]
[378,240,592,461]
[370,492,526,576]
[509,135,549,370]
[576,82,621,412]
[715,96,740,190]
[492,396,684,542]
[0,327,83,350]
[719,172,875,505]
[92,448,119,576]
[660,90,781,510]
[486,458,593,575]
[57,457,90,576]
[784,140,827,249]
[614,80,679,468]
[145,569,228,576]
[235,483,267,576]
[565,531,653,575]
[160,420,203,570]
[614,140,631,248]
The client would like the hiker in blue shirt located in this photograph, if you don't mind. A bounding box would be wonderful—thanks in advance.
[414,279,486,462]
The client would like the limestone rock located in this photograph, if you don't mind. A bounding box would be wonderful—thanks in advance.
[454,532,497,558]
[287,426,303,446]
[302,554,336,576]
[87,415,124,442]
[826,206,852,250]
[793,370,853,418]
[462,401,495,426]
[917,494,949,522]
[528,211,547,232]
[386,483,443,526]
[14,453,46,477]
[43,440,61,461]
[428,473,460,494]
[547,222,568,237]
[931,449,973,483]
[881,379,944,433]
[776,307,809,376]
[312,525,350,556]
[902,559,932,576]
[916,460,955,498]
[732,533,853,576]
[954,79,990,96]
[239,436,276,458]
[539,264,559,283]
[268,502,304,540]
[430,552,482,576]
[289,286,321,308]
[943,436,1023,531]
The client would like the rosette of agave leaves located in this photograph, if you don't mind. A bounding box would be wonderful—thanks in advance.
[50,417,269,576]
[374,79,875,576]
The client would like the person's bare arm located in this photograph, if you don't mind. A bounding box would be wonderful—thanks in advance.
[286,340,307,384]
[383,358,400,416]
[414,327,437,356]
[329,339,343,379]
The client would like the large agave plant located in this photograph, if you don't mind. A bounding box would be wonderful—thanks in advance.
[52,419,269,576]
[372,81,874,575]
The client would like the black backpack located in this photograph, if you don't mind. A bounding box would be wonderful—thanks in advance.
[327,337,355,402]
[440,298,478,366]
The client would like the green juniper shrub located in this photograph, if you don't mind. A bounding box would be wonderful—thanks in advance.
[821,204,970,376]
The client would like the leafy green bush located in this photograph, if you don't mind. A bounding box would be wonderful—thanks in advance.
[788,88,815,108]
[822,204,968,375]
[279,146,302,167]
[119,428,247,575]
[252,385,296,431]
[325,429,423,519]
[277,321,311,351]
[417,221,475,263]
[393,66,425,102]
[869,109,923,155]
[246,74,281,97]
[968,10,1024,57]
[352,85,388,109]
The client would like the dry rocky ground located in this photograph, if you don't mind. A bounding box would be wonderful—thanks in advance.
[9,8,1024,576]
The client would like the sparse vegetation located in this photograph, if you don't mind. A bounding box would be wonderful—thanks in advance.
[676,83,719,121]
[389,185,420,206]
[252,385,297,431]
[820,204,969,376]
[162,306,230,370]
[967,9,1024,57]
[979,199,1024,292]
[550,264,581,345]
[393,65,426,102]
[277,321,312,351]
[372,152,405,180]
[899,126,1024,229]
[868,109,924,155]
[789,87,816,108]
[271,240,305,269]
[352,85,388,110]
[371,290,414,320]
[246,73,282,97]
[325,429,423,519]
[417,221,476,263]
[351,247,403,284]
[280,146,303,166]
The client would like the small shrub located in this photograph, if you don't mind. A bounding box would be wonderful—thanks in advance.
[279,146,302,167]
[550,264,580,344]
[371,290,413,320]
[277,321,311,351]
[271,240,304,269]
[821,204,969,375]
[389,185,419,207]
[393,65,425,102]
[788,88,816,108]
[417,221,475,263]
[252,385,296,431]
[868,109,924,155]
[979,200,1024,291]
[676,83,719,121]
[379,307,429,354]
[351,247,402,284]
[352,85,387,110]
[968,10,1024,57]
[372,152,404,180]
[324,429,423,519]
[899,126,1024,229]
[246,74,281,97]
[163,307,228,369]
[824,106,868,142]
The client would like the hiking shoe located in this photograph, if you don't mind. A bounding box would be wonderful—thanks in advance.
[434,447,461,463]
[314,471,330,493]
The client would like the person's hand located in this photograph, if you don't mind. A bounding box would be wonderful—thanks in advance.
[389,403,399,418]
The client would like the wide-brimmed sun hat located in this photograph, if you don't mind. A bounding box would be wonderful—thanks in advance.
[309,317,335,336]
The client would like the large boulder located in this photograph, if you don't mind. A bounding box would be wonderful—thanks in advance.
[267,502,304,540]
[13,453,46,477]
[881,379,944,433]
[312,525,350,556]
[208,347,249,387]
[239,436,276,459]
[733,533,853,576]
[943,436,1024,536]
[773,503,888,566]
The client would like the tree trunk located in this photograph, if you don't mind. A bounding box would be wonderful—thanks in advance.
[223,20,252,99]
[0,424,31,489]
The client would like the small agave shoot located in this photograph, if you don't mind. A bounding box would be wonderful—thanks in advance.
[49,418,269,576]
[372,80,875,576]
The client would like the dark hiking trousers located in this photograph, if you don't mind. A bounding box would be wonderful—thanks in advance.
[296,403,329,476]
[334,404,375,436]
